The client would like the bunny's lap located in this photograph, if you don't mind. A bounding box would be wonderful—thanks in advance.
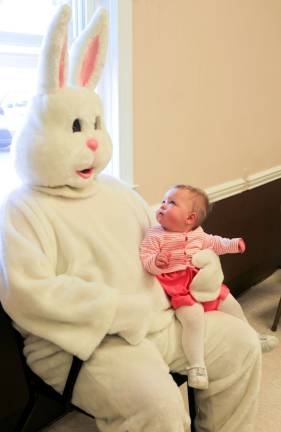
[72,335,189,432]
[157,269,229,311]
[193,313,261,432]
[70,315,260,432]
[153,314,260,432]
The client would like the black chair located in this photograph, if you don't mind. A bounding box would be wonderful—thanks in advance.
[0,304,197,431]
[271,295,281,331]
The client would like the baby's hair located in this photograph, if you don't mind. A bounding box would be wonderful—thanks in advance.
[173,184,212,227]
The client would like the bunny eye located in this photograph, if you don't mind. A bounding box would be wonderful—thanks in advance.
[94,116,101,130]
[72,118,81,133]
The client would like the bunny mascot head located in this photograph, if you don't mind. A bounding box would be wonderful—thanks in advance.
[14,4,112,190]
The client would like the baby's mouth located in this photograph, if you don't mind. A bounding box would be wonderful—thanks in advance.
[76,167,95,179]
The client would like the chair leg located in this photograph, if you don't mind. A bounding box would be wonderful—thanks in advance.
[170,373,197,430]
[18,392,70,432]
[271,296,281,331]
[187,385,197,432]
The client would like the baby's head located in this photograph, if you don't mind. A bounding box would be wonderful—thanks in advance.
[156,184,211,232]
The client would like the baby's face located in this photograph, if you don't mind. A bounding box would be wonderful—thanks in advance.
[156,188,195,232]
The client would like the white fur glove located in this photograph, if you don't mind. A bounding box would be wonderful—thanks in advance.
[190,249,224,302]
[109,293,153,345]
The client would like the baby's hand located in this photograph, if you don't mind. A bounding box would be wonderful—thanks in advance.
[155,251,171,268]
[238,239,246,253]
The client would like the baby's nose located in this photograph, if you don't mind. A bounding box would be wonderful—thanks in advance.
[87,138,99,152]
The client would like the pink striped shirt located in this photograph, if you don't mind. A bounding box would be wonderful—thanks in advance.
[140,225,241,275]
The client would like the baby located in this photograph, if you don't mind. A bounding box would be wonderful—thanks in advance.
[140,184,278,389]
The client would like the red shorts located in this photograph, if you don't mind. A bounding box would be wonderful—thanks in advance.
[156,268,229,312]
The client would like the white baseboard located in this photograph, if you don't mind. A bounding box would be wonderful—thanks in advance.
[206,164,281,202]
[205,178,246,203]
[246,165,281,190]
[151,164,281,208]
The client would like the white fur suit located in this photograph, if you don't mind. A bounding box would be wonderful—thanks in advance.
[0,6,261,432]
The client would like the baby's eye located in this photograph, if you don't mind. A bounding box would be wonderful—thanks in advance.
[72,118,81,133]
[169,201,176,205]
[94,116,101,130]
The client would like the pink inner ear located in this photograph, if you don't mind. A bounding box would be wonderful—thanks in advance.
[80,36,100,87]
[59,39,67,88]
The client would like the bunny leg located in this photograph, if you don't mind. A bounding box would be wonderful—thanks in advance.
[196,313,261,432]
[72,336,190,432]
[152,314,261,432]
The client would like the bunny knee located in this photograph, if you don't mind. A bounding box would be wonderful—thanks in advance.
[124,387,190,432]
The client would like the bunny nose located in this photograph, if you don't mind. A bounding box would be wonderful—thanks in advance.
[87,138,98,152]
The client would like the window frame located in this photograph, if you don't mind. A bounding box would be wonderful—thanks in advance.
[92,0,134,185]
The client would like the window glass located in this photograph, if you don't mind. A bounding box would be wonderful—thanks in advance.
[0,0,63,142]
[0,0,60,34]
[0,0,66,198]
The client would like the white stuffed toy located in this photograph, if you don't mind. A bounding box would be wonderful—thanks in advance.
[190,249,224,301]
[0,5,262,432]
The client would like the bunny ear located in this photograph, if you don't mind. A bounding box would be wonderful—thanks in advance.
[69,8,108,89]
[36,4,71,93]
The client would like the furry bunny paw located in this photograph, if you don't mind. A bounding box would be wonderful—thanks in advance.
[190,249,224,302]
[119,323,151,346]
[109,293,153,345]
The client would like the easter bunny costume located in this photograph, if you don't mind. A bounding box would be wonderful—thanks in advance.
[0,5,261,432]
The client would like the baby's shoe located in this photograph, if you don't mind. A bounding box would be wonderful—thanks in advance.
[259,334,279,353]
[186,365,208,390]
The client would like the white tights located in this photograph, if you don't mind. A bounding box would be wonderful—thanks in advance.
[176,294,248,368]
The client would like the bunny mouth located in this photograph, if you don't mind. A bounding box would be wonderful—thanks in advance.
[76,167,95,179]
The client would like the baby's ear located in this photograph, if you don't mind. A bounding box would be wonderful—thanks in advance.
[37,4,71,93]
[69,8,108,89]
[186,212,197,226]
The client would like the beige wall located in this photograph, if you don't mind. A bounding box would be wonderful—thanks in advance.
[133,0,281,204]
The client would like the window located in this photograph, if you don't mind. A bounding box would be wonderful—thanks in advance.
[0,0,133,199]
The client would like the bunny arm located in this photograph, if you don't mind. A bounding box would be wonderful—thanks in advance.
[0,185,156,359]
